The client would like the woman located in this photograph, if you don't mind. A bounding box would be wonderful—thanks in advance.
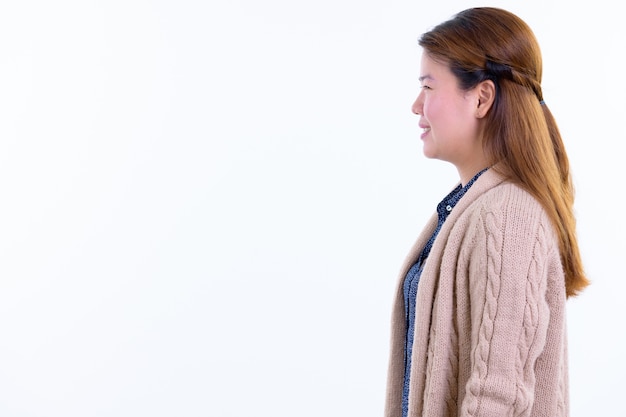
[384,7,589,417]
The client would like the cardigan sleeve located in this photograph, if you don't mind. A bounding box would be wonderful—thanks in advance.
[459,194,558,417]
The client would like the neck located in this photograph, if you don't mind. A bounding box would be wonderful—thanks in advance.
[458,163,490,186]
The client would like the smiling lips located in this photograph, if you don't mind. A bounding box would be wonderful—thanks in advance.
[419,122,431,139]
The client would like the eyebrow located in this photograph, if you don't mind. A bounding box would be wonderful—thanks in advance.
[418,75,433,82]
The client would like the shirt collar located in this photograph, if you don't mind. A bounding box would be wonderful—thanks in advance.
[436,167,488,221]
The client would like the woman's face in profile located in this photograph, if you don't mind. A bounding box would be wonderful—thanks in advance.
[412,53,482,169]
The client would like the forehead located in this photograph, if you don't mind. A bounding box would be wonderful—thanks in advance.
[419,52,454,81]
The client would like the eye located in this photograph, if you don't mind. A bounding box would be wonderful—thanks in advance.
[420,85,432,90]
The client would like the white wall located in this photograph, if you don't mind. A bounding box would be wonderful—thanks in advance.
[0,1,623,416]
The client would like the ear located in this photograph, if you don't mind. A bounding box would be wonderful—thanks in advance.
[475,80,496,118]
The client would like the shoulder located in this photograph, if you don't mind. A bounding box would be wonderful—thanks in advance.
[462,181,559,258]
[469,181,548,226]
[453,181,564,302]
[476,180,539,209]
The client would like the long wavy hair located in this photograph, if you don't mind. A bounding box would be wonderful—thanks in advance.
[419,7,588,297]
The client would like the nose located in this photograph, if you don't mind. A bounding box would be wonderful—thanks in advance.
[411,91,424,115]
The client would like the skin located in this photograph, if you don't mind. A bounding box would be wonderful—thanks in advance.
[412,52,495,185]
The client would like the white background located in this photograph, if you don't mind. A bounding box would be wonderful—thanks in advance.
[0,0,624,416]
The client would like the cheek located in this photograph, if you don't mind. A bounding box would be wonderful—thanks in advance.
[427,95,473,128]
[423,98,451,125]
[422,97,438,120]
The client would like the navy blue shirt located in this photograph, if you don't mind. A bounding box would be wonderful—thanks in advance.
[401,169,487,417]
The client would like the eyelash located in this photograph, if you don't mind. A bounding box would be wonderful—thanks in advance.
[421,85,432,90]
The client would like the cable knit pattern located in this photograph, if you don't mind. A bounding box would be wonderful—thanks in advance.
[444,315,459,416]
[513,225,544,415]
[384,169,569,417]
[464,209,504,417]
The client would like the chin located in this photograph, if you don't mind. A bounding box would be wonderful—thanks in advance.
[421,146,437,159]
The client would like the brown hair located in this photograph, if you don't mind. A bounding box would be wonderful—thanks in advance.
[419,7,589,297]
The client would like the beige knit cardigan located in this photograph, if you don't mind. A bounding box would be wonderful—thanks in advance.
[385,169,568,417]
